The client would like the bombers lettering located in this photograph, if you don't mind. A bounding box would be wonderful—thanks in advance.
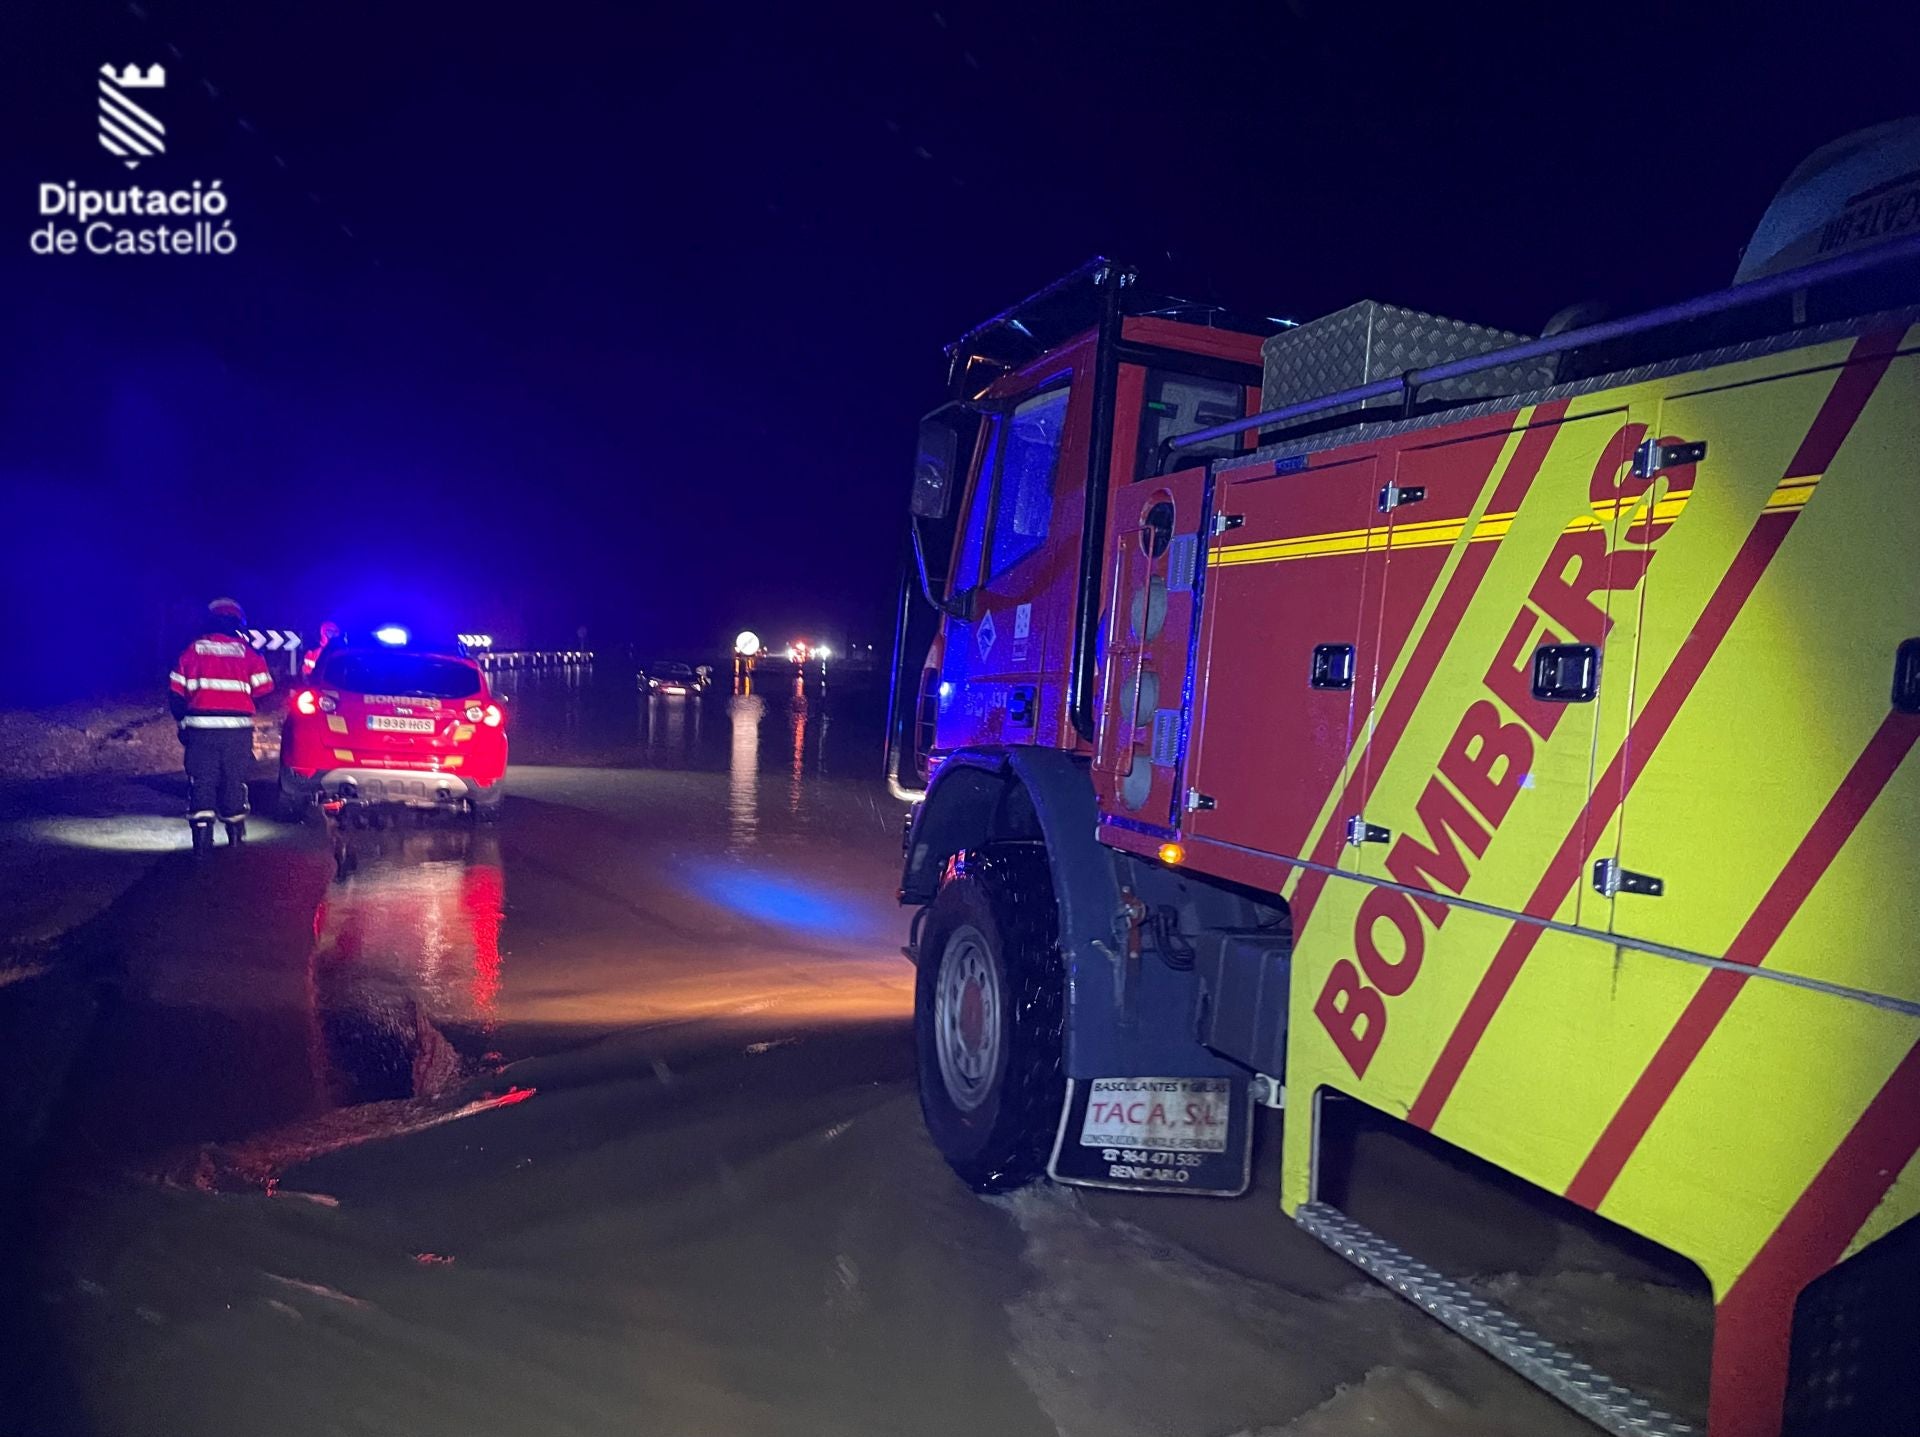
[1313,423,1693,1079]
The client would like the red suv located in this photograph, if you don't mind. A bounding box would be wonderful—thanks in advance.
[280,629,508,820]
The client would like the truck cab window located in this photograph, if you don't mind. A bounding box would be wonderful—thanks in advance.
[988,386,1069,579]
[1135,370,1246,478]
[950,414,1002,595]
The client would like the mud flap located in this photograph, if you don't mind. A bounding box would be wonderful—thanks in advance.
[1046,1076,1253,1197]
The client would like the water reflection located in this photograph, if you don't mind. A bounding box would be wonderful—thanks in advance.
[642,690,704,750]
[728,692,765,851]
[306,822,506,1106]
[497,665,884,787]
[789,676,808,813]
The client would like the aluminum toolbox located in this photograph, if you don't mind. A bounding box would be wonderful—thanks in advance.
[1259,299,1555,421]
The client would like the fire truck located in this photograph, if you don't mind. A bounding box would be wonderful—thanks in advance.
[885,121,1920,1437]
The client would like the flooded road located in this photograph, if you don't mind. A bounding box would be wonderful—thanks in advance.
[3,667,1666,1437]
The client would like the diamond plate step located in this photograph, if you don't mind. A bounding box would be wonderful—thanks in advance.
[1295,1201,1696,1437]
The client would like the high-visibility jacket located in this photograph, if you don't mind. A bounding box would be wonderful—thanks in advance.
[169,631,274,729]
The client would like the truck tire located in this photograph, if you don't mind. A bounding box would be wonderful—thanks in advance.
[914,843,1065,1193]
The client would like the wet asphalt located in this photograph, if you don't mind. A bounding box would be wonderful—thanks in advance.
[0,667,1675,1437]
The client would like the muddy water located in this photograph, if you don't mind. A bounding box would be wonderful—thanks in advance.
[11,666,1674,1435]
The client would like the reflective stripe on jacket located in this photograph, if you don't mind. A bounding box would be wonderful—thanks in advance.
[171,632,273,727]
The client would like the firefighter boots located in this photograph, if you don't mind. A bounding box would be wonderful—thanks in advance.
[191,820,215,858]
[224,819,246,847]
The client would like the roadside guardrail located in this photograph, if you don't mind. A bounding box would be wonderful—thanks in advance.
[474,650,595,670]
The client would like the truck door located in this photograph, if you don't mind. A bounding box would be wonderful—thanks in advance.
[1597,344,1919,991]
[1092,467,1212,828]
[1353,405,1639,933]
[933,377,1084,753]
[1183,453,1382,867]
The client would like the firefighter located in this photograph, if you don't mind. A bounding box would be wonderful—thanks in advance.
[301,619,340,677]
[168,598,275,856]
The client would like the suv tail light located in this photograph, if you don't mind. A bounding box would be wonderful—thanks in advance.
[482,703,503,728]
[295,689,318,716]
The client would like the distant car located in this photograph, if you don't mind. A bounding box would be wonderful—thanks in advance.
[279,627,507,820]
[639,661,704,696]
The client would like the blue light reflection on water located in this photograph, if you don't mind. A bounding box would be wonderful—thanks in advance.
[684,861,872,939]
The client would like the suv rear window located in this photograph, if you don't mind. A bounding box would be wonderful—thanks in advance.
[321,651,481,699]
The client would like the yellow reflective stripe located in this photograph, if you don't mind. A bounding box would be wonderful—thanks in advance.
[1767,471,1822,510]
[1210,484,1715,570]
[1213,530,1372,566]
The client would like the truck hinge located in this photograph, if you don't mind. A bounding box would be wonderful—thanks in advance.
[1211,512,1245,536]
[1345,815,1390,846]
[1186,788,1216,812]
[1250,1074,1287,1109]
[1377,483,1427,513]
[1631,437,1707,479]
[1592,857,1665,898]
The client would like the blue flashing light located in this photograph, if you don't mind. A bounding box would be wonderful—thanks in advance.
[373,625,410,646]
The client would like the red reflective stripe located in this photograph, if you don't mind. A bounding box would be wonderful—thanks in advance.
[1291,400,1570,935]
[1782,329,1904,478]
[1408,331,1900,1132]
[1707,1038,1920,1437]
[1566,710,1920,1209]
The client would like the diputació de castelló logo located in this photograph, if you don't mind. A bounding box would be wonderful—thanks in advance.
[30,62,237,257]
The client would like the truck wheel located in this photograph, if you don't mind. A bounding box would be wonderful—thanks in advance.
[914,843,1064,1193]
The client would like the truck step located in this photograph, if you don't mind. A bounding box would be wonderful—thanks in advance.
[1293,1201,1695,1437]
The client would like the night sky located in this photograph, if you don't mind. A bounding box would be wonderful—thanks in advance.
[0,0,1910,701]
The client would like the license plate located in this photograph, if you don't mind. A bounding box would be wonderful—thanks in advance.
[367,715,435,733]
[1048,1076,1253,1196]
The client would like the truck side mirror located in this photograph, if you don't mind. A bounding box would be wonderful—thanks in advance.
[911,413,962,519]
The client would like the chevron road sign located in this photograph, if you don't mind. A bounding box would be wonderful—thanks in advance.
[245,630,301,652]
